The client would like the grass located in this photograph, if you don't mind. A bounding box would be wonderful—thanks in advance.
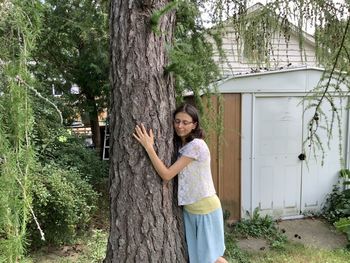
[27,228,350,263]
[27,229,108,263]
[224,233,350,263]
[248,242,350,263]
[223,208,350,263]
[27,192,109,263]
[26,206,350,262]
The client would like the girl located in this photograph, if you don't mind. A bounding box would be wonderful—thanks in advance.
[133,104,227,263]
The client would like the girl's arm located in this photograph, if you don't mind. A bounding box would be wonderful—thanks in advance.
[133,123,193,181]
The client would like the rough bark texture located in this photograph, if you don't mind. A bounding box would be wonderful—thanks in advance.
[105,0,187,262]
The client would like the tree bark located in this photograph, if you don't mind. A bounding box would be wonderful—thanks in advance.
[105,0,187,262]
[86,94,102,154]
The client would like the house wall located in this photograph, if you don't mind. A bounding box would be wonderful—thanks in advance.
[211,29,317,76]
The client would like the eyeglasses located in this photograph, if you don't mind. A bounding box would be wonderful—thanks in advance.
[174,119,193,126]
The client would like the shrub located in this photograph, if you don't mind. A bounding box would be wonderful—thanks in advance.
[51,136,109,187]
[322,169,350,247]
[322,184,350,224]
[28,164,99,248]
[229,208,287,250]
[34,125,108,188]
[322,169,350,224]
[334,218,350,247]
[32,105,109,188]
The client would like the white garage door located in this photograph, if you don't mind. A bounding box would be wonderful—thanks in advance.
[301,98,347,213]
[254,97,303,218]
[253,96,346,218]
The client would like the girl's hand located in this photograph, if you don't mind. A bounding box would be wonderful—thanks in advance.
[133,123,154,151]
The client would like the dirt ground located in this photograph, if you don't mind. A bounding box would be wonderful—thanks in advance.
[237,218,348,253]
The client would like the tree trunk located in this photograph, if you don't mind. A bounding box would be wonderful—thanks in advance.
[86,94,102,154]
[105,0,187,262]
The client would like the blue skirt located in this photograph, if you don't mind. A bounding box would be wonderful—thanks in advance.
[183,208,226,263]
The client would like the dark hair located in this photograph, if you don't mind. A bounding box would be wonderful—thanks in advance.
[173,103,205,145]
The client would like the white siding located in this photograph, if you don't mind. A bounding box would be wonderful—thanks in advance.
[211,28,317,76]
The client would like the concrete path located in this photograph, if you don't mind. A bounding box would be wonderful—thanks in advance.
[277,218,348,249]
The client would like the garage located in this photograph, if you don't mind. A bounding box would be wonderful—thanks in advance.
[210,67,350,220]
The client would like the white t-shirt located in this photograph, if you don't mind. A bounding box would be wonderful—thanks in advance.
[177,138,216,205]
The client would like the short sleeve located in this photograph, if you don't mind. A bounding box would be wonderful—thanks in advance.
[179,139,209,162]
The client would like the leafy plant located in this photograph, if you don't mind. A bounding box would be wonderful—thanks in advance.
[77,229,107,263]
[322,185,350,224]
[322,169,350,247]
[229,208,287,250]
[334,218,350,243]
[0,1,42,261]
[224,232,251,263]
[322,169,350,224]
[32,106,109,188]
[28,164,99,248]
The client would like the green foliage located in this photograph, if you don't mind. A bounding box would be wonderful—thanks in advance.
[315,8,350,72]
[28,164,98,248]
[48,136,108,186]
[322,184,350,223]
[32,98,108,186]
[27,229,108,263]
[33,126,108,186]
[76,229,107,263]
[231,5,284,66]
[322,169,350,224]
[30,0,110,125]
[169,0,221,105]
[322,169,350,247]
[229,208,287,250]
[165,1,224,142]
[248,243,350,263]
[0,0,42,261]
[151,0,179,34]
[334,218,350,243]
[29,103,106,247]
[224,233,251,263]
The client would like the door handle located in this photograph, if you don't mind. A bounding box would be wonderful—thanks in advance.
[298,153,306,161]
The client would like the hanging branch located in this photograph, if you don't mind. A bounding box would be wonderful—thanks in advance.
[15,75,63,125]
[15,165,45,241]
[306,16,350,156]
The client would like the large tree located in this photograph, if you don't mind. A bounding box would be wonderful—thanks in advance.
[105,0,188,262]
[31,0,109,153]
[105,0,350,261]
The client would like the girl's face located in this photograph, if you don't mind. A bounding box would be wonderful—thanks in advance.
[174,112,197,141]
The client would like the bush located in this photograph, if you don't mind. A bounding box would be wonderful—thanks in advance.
[32,105,109,188]
[322,169,350,247]
[34,126,108,188]
[51,136,109,187]
[322,185,350,224]
[28,164,99,248]
[322,169,350,224]
[229,208,287,250]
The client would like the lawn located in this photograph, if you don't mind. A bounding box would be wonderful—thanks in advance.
[226,241,350,263]
[27,228,350,263]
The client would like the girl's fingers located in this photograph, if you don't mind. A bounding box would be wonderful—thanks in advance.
[134,124,153,142]
[135,125,146,138]
[140,123,147,134]
[132,133,140,141]
[135,125,142,136]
